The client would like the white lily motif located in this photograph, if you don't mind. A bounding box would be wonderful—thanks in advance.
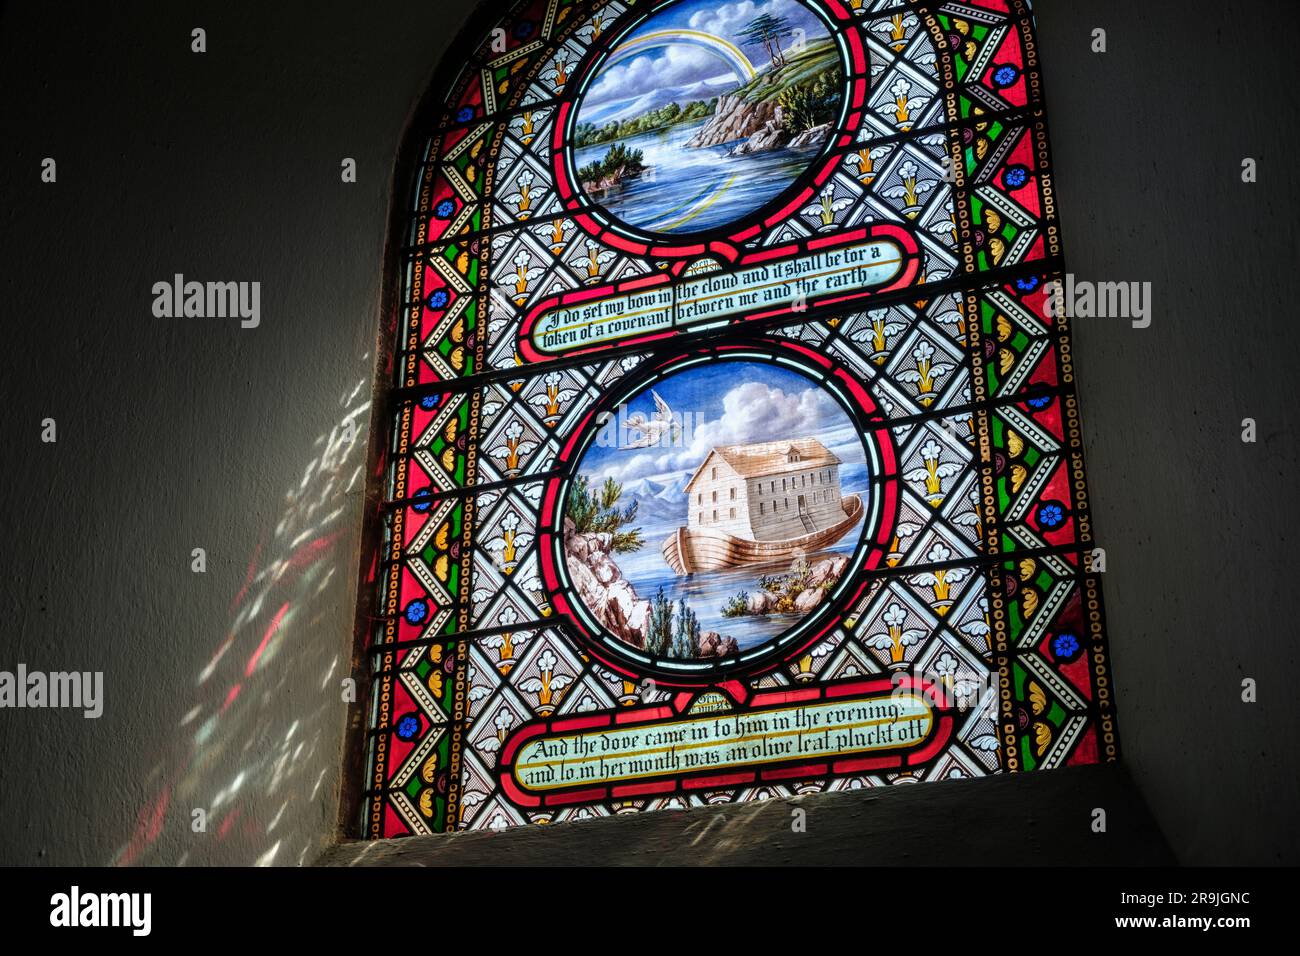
[528,370,578,426]
[802,184,853,230]
[882,159,937,215]
[896,341,953,406]
[904,437,962,504]
[850,307,906,364]
[544,54,569,92]
[518,648,573,715]
[961,596,992,643]
[501,169,538,220]
[489,420,536,476]
[534,216,571,255]
[481,606,523,673]
[579,12,606,43]
[484,510,532,573]
[794,640,835,682]
[845,144,891,185]
[888,77,928,130]
[571,240,616,282]
[873,12,919,52]
[866,602,925,666]
[508,250,544,305]
[477,706,516,754]
[909,543,971,614]
[511,110,540,146]
[886,520,921,568]
[929,198,958,246]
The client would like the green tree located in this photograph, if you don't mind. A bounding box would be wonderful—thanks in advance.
[567,475,644,553]
[739,13,794,69]
[575,143,645,186]
[645,586,674,656]
[722,591,750,618]
[669,598,701,658]
[778,69,842,133]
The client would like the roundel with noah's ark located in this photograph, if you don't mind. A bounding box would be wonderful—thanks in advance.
[362,0,1118,839]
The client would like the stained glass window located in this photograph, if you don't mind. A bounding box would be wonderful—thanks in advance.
[361,0,1117,837]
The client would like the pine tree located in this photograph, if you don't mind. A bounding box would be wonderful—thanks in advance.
[670,598,701,658]
[738,14,794,69]
[567,474,643,553]
[645,586,673,656]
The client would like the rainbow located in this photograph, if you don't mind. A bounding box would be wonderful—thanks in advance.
[603,29,757,84]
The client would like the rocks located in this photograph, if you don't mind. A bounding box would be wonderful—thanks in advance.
[564,529,737,657]
[698,632,740,658]
[685,93,781,149]
[806,554,849,589]
[793,588,825,613]
[684,93,831,154]
[729,554,850,618]
[731,120,791,156]
[565,529,651,648]
[597,579,651,642]
[588,550,621,586]
[787,122,833,150]
[580,164,646,197]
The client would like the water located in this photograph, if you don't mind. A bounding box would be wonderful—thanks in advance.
[615,513,867,651]
[573,120,816,235]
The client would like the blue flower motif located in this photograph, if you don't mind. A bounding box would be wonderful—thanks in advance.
[1015,276,1040,293]
[396,713,421,740]
[455,106,475,123]
[434,198,455,219]
[404,599,429,625]
[419,394,439,410]
[1027,393,1052,409]
[1002,164,1029,189]
[1036,501,1066,529]
[426,289,450,310]
[992,64,1020,88]
[1052,632,1081,660]
[513,20,535,40]
[412,487,433,513]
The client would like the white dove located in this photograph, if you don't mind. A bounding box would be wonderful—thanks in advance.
[623,389,679,449]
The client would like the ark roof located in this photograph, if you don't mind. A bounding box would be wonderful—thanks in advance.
[684,437,841,491]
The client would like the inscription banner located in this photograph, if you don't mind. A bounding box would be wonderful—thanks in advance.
[517,224,921,361]
[498,677,954,807]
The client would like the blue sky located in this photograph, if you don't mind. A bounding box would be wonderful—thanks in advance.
[577,360,868,493]
[580,0,831,117]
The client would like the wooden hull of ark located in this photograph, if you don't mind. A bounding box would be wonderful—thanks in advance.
[662,494,864,575]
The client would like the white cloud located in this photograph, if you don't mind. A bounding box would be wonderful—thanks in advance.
[688,0,812,50]
[588,379,864,487]
[584,43,729,111]
[580,0,820,114]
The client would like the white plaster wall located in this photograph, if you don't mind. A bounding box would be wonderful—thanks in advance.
[0,0,479,866]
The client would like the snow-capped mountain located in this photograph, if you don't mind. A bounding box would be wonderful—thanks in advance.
[621,475,689,526]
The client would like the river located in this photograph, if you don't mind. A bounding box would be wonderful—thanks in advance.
[614,512,868,652]
[573,119,817,235]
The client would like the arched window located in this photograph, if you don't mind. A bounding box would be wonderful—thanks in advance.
[360,0,1116,839]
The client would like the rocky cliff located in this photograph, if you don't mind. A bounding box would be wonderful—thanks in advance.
[564,518,738,658]
[684,93,782,149]
[686,93,834,156]
[564,518,652,647]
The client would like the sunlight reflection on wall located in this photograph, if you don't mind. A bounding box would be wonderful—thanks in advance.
[111,368,374,866]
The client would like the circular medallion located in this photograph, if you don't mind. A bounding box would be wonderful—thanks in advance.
[566,0,847,237]
[548,345,897,681]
